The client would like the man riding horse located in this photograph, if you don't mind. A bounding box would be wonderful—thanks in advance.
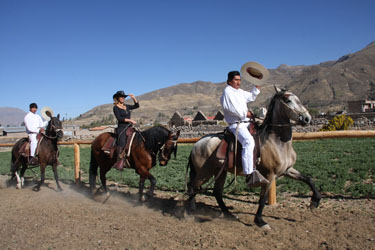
[220,65,269,186]
[24,103,48,165]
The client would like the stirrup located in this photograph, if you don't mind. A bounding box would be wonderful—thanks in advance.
[246,170,269,187]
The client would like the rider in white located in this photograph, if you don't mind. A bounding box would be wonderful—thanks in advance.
[24,103,48,165]
[220,71,269,186]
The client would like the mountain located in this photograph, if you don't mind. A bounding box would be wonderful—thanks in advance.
[74,42,375,126]
[0,107,27,127]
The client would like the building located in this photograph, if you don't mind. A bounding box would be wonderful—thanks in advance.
[348,100,375,113]
[169,111,191,127]
[192,111,217,126]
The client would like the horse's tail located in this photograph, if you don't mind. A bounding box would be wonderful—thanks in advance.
[89,147,98,192]
[184,152,196,193]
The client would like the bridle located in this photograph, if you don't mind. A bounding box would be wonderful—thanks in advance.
[158,138,178,162]
[43,119,63,140]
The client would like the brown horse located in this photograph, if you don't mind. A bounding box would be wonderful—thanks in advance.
[10,113,64,191]
[185,87,321,229]
[89,126,180,201]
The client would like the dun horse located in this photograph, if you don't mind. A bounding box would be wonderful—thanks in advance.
[89,126,180,201]
[185,87,321,229]
[10,113,64,191]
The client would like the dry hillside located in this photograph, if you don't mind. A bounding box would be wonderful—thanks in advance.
[74,42,375,126]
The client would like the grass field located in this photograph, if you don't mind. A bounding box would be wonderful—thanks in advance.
[1,138,374,198]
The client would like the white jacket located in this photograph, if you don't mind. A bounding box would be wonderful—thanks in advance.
[220,85,260,124]
[24,112,48,134]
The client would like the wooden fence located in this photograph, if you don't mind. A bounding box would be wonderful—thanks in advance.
[1,130,375,205]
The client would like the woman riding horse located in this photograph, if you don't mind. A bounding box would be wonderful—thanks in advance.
[112,90,139,170]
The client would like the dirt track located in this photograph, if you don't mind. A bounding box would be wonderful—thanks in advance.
[0,178,374,250]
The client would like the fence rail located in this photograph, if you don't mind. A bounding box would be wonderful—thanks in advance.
[1,130,374,205]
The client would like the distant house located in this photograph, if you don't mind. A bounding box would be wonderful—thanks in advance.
[193,110,208,121]
[192,111,217,126]
[213,111,224,121]
[169,111,191,127]
[348,100,375,113]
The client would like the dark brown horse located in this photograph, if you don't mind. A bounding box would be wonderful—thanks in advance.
[10,113,64,191]
[89,126,180,201]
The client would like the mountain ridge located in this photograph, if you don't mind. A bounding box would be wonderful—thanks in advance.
[73,41,375,125]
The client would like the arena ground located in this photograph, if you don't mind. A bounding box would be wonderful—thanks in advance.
[0,177,374,249]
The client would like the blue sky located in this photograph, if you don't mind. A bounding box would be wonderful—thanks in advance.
[1,0,374,119]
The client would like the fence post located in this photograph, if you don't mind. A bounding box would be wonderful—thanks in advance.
[74,143,80,185]
[268,179,276,205]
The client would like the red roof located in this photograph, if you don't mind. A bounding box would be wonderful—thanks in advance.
[206,116,215,120]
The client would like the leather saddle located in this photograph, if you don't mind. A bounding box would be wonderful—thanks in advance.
[101,127,136,159]
[216,121,260,170]
[18,133,43,157]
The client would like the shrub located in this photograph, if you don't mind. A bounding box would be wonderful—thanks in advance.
[320,114,354,131]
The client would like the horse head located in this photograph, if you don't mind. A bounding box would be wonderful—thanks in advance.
[273,86,311,126]
[46,113,64,140]
[158,130,180,166]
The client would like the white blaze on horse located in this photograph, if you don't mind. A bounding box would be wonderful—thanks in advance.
[185,87,321,229]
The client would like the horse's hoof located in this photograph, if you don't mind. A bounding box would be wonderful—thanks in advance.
[16,183,22,189]
[57,188,64,192]
[260,224,271,231]
[221,212,238,221]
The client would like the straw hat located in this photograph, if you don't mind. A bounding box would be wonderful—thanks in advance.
[41,106,54,121]
[240,61,270,85]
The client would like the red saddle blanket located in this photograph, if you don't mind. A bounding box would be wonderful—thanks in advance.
[216,122,260,169]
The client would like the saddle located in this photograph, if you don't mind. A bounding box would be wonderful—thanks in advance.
[101,127,136,160]
[18,133,43,157]
[216,121,260,170]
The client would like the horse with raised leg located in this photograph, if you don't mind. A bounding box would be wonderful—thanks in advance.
[89,126,180,202]
[10,112,64,191]
[185,87,321,229]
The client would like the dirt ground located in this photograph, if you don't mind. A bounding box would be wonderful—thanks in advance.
[0,178,374,250]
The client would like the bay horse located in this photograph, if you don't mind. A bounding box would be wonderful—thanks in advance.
[185,87,321,229]
[89,126,180,202]
[10,113,64,191]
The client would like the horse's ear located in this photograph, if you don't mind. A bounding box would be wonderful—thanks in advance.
[274,85,282,94]
[176,130,180,138]
[46,111,52,118]
[57,114,60,119]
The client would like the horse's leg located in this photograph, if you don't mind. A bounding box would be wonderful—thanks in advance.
[254,175,275,229]
[213,171,233,217]
[33,164,46,191]
[284,167,321,209]
[19,162,28,188]
[52,163,63,192]
[136,167,156,202]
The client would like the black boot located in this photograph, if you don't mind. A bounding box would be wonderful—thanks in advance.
[28,156,39,166]
[112,147,125,171]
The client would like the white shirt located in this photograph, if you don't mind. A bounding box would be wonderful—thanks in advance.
[24,112,48,134]
[220,85,260,124]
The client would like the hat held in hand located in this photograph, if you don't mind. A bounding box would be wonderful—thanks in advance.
[240,61,270,85]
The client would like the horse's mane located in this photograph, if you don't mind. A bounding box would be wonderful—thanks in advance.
[259,89,286,131]
[140,126,170,152]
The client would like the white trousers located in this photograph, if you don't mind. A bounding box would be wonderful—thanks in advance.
[28,134,38,157]
[229,122,255,175]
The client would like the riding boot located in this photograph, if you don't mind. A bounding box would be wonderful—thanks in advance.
[112,147,125,171]
[246,170,269,187]
[28,156,39,166]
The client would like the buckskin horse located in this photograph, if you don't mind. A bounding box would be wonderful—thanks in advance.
[89,126,180,202]
[185,87,321,229]
[10,113,64,191]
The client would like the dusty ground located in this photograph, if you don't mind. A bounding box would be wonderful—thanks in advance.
[0,177,374,250]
